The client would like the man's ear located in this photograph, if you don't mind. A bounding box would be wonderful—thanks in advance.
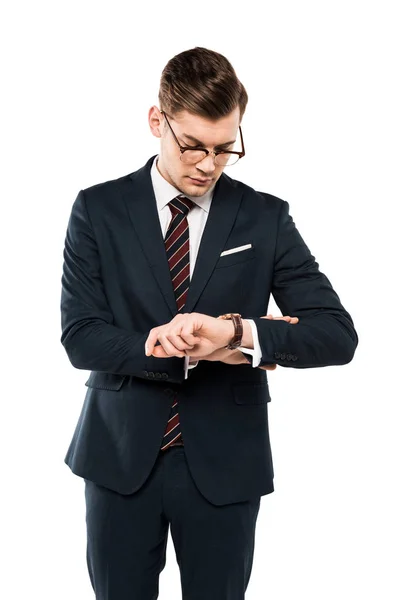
[148,105,163,139]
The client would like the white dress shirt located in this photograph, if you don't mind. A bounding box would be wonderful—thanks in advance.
[150,155,262,379]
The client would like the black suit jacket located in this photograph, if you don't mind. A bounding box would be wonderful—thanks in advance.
[61,154,358,505]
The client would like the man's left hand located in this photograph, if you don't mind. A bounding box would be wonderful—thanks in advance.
[144,312,233,359]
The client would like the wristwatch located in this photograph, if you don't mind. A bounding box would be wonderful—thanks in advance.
[216,313,243,350]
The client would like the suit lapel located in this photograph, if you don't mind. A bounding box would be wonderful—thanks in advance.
[123,155,244,317]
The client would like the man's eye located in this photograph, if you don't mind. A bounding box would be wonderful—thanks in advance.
[185,145,232,152]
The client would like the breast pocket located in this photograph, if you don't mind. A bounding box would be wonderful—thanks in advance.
[215,246,256,269]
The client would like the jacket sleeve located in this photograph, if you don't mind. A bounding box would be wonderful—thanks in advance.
[237,319,263,366]
[60,190,185,383]
[249,199,358,368]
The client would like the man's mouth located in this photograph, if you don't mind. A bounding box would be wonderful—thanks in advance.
[188,177,212,184]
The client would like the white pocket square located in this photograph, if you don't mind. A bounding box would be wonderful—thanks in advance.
[220,243,252,257]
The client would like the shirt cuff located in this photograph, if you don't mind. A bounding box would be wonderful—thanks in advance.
[237,319,262,367]
[184,355,199,379]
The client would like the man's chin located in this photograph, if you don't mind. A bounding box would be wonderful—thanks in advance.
[184,177,214,194]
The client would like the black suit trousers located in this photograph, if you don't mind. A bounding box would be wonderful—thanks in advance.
[84,446,261,600]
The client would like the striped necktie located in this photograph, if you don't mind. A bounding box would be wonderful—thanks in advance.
[160,194,195,450]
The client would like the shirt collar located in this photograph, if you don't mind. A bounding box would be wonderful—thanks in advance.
[150,155,214,213]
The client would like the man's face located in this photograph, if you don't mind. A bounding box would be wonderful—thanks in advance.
[149,106,241,197]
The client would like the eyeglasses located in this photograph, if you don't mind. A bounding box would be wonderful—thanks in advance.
[160,110,245,167]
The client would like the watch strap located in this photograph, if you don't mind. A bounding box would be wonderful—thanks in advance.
[217,313,243,350]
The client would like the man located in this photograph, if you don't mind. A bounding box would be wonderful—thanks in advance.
[60,47,358,600]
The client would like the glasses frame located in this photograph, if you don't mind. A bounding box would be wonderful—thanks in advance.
[160,110,245,166]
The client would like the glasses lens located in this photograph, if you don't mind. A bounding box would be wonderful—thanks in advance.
[215,153,240,166]
[181,150,240,166]
[181,150,208,164]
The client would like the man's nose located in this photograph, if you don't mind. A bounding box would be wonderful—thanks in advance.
[196,153,217,173]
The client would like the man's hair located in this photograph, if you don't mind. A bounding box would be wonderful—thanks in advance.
[158,47,248,122]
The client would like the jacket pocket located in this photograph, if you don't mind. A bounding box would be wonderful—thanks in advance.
[215,246,255,268]
[85,371,127,391]
[232,381,271,404]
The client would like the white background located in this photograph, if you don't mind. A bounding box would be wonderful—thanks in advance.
[2,1,399,598]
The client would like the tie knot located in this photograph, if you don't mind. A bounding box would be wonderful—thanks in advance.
[168,195,195,216]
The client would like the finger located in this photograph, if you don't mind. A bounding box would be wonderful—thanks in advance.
[179,327,199,346]
[280,315,299,324]
[165,331,201,356]
[276,316,295,322]
[262,315,297,324]
[152,344,195,359]
[157,334,187,357]
[260,315,299,324]
[165,332,195,352]
[282,317,299,324]
[146,320,196,357]
[168,324,199,353]
[151,345,170,358]
[145,328,160,356]
[181,337,216,359]
[171,317,198,348]
[180,335,198,347]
